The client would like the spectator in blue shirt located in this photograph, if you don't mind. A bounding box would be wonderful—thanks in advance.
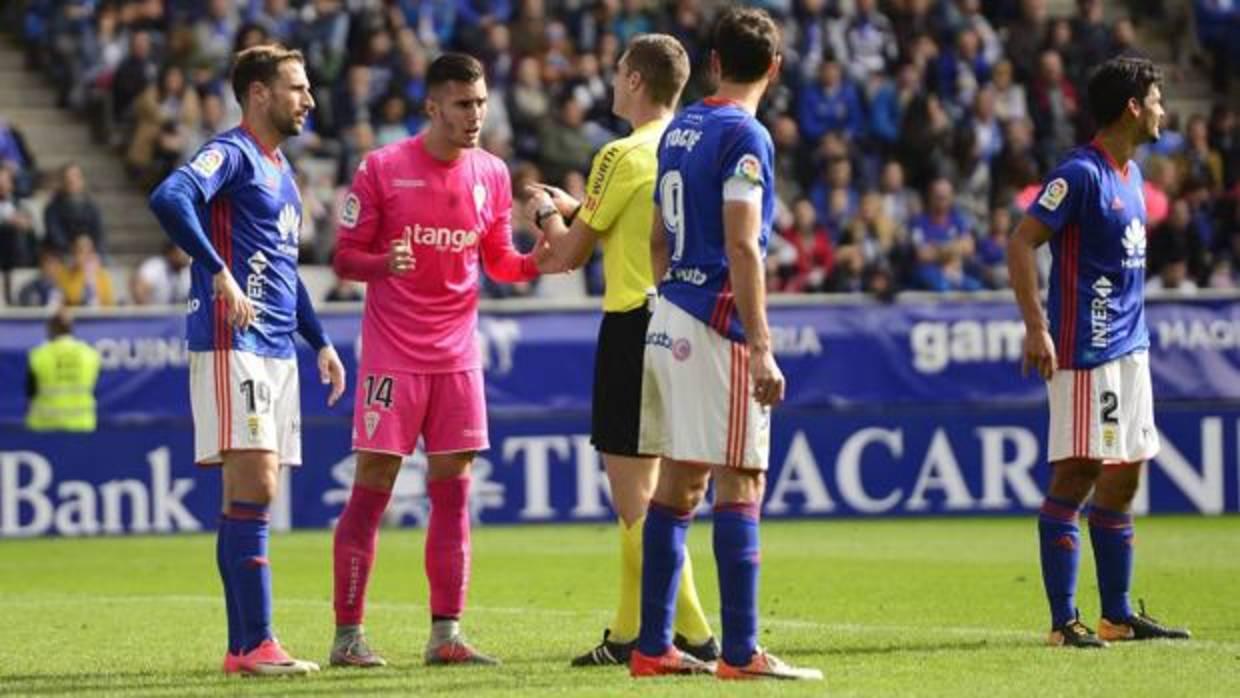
[908,177,981,291]
[869,61,921,152]
[797,59,865,145]
[809,157,861,241]
[933,26,990,115]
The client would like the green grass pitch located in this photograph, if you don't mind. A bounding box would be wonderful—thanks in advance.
[1,516,1238,697]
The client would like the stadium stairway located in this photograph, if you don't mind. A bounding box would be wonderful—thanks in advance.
[0,39,163,268]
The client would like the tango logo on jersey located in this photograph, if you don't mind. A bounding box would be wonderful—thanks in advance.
[189,148,224,178]
[1121,218,1146,269]
[664,128,702,151]
[735,154,763,186]
[408,223,479,253]
[1091,276,1113,349]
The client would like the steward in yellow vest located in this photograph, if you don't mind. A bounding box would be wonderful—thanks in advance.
[26,310,100,432]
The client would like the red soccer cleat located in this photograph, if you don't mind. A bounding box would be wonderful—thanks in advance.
[232,639,320,677]
[629,647,714,678]
[716,648,824,681]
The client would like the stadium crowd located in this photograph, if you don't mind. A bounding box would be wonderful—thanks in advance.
[3,0,1238,305]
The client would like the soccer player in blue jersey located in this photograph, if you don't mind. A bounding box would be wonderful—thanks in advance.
[630,7,821,681]
[149,45,346,675]
[1009,56,1191,648]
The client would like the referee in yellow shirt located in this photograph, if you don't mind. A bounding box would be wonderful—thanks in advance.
[523,35,717,667]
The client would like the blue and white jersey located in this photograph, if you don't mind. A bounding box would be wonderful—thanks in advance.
[181,126,304,358]
[1027,140,1149,370]
[654,98,776,343]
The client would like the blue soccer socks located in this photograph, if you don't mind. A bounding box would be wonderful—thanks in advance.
[1039,496,1083,628]
[216,515,242,654]
[637,503,692,658]
[1089,506,1135,621]
[713,502,761,667]
[226,501,273,653]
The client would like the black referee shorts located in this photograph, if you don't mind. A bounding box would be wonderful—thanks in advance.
[590,304,654,457]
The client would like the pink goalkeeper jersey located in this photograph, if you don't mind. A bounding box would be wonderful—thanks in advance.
[334,134,539,373]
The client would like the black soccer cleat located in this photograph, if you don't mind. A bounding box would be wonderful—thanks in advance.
[1099,600,1192,641]
[1048,612,1108,648]
[673,633,721,663]
[571,629,635,667]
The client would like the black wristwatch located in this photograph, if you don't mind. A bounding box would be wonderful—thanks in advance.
[535,206,559,229]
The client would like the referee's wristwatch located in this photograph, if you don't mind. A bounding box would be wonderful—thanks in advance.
[535,204,559,231]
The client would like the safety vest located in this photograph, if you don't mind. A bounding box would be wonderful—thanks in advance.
[26,336,101,432]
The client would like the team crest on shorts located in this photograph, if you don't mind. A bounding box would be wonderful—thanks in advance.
[1038,178,1068,211]
[190,148,224,178]
[247,415,261,440]
[672,338,692,361]
[364,410,381,439]
[1102,424,1118,451]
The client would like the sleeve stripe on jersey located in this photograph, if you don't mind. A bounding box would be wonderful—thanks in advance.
[588,142,645,215]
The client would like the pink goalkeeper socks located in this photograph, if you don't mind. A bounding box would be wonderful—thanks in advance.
[333,483,391,626]
[426,475,471,620]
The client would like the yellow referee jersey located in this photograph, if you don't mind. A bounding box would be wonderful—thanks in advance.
[577,118,670,313]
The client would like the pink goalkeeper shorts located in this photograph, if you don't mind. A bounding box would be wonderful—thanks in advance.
[351,367,489,456]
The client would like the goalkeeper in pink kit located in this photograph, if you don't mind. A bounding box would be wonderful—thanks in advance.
[329,53,555,667]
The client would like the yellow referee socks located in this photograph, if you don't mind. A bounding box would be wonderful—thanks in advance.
[610,516,713,645]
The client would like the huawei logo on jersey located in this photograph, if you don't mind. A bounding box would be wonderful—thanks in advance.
[277,204,300,243]
[1121,218,1146,269]
[407,223,480,253]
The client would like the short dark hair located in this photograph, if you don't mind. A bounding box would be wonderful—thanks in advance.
[623,34,690,108]
[47,309,72,338]
[230,44,304,105]
[427,53,485,90]
[711,6,781,84]
[1086,56,1161,127]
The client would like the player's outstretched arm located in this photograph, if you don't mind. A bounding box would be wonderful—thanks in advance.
[1008,215,1056,380]
[480,180,546,282]
[295,277,345,405]
[724,198,784,407]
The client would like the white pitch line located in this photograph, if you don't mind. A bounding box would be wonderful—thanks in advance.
[7,593,1237,650]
